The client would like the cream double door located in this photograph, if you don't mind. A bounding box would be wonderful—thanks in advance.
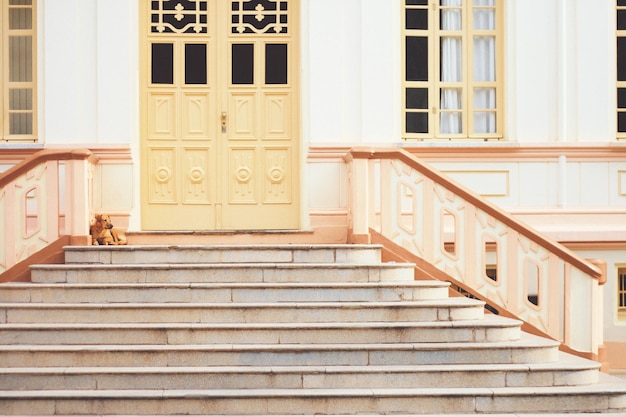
[140,0,299,230]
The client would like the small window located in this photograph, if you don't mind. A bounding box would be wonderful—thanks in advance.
[265,44,288,85]
[151,43,174,84]
[619,267,626,319]
[2,0,37,141]
[232,43,254,84]
[618,1,626,138]
[185,43,207,85]
[402,0,503,140]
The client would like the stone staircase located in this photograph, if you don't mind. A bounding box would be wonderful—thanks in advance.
[0,243,625,415]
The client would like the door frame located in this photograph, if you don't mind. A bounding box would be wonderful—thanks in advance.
[139,0,301,231]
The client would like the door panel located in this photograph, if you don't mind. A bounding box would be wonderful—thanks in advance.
[141,0,299,231]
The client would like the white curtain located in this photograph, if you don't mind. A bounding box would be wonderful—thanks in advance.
[473,0,496,133]
[440,0,497,135]
[440,0,463,134]
[8,5,34,135]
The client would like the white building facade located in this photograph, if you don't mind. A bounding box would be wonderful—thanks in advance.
[2,0,625,370]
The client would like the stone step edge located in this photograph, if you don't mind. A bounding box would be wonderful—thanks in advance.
[0,280,450,290]
[0,316,521,330]
[0,358,600,376]
[5,415,622,417]
[0,299,485,310]
[63,244,383,258]
[30,262,416,270]
[64,243,384,251]
[2,415,618,417]
[2,383,625,399]
[0,333,560,352]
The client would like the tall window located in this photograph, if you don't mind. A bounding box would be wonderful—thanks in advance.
[617,267,626,319]
[1,0,36,142]
[402,0,503,140]
[618,1,626,138]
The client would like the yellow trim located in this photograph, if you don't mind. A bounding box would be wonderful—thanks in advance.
[618,2,626,139]
[1,0,37,142]
[618,266,626,319]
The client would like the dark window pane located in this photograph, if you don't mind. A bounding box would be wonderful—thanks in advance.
[232,44,254,84]
[619,0,626,6]
[618,89,626,108]
[406,36,428,81]
[9,36,32,82]
[406,9,428,30]
[406,88,428,109]
[10,113,32,135]
[406,112,428,133]
[619,38,626,81]
[620,112,626,132]
[619,9,626,30]
[185,44,207,84]
[406,0,428,4]
[619,112,626,132]
[152,43,174,84]
[266,44,288,84]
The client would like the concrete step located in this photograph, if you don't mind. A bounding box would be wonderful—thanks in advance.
[0,281,451,304]
[29,262,416,284]
[0,298,485,324]
[0,334,560,368]
[64,244,383,265]
[0,354,600,391]
[0,316,521,345]
[2,415,623,417]
[1,381,625,415]
[2,415,621,417]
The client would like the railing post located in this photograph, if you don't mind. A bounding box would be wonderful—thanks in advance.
[64,156,91,245]
[1,184,16,273]
[588,258,607,367]
[348,153,371,244]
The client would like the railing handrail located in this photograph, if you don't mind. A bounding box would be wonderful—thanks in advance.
[0,149,93,188]
[1,148,93,280]
[347,147,602,280]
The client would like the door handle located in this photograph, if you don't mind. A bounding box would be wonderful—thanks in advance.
[221,112,227,133]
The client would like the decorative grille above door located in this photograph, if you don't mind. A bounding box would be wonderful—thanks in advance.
[231,0,288,34]
[151,0,209,34]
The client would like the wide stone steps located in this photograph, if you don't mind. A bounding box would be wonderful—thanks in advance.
[0,335,561,368]
[0,281,451,303]
[30,262,415,284]
[63,244,384,265]
[0,298,485,323]
[1,382,626,415]
[0,317,522,345]
[1,355,600,391]
[1,243,625,415]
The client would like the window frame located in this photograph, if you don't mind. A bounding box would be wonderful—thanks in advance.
[1,0,37,142]
[617,1,626,139]
[619,266,626,320]
[402,0,504,141]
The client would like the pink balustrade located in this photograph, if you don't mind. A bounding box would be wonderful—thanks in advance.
[347,147,605,358]
[0,149,93,277]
